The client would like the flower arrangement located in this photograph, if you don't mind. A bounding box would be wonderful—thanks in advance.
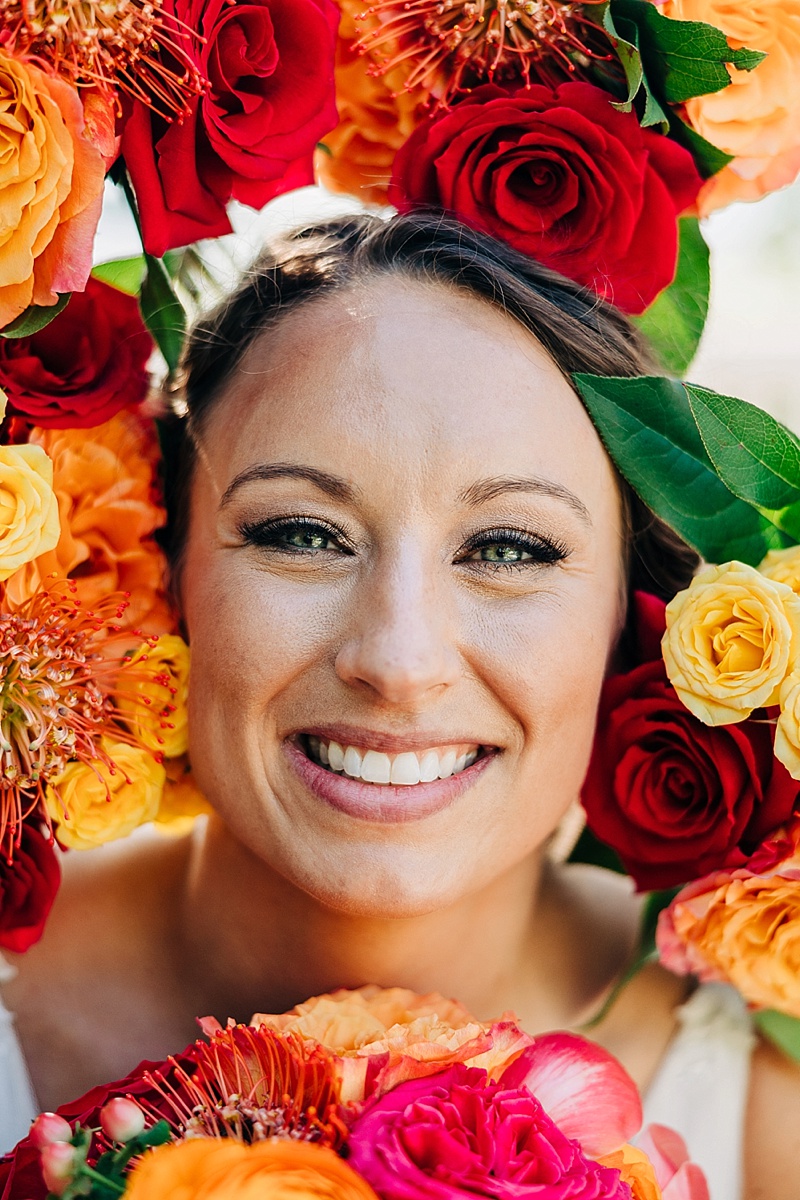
[0,986,710,1200]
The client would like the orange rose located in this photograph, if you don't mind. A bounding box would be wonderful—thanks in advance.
[662,0,800,213]
[253,985,532,1102]
[125,1139,378,1200]
[315,0,429,204]
[3,412,173,633]
[0,52,105,326]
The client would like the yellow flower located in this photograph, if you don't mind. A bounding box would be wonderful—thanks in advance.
[759,545,800,595]
[155,755,212,834]
[775,672,800,779]
[662,561,800,724]
[0,440,60,581]
[125,1139,379,1200]
[45,738,164,850]
[596,1144,662,1200]
[118,634,190,758]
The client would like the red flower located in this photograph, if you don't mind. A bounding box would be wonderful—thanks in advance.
[122,0,339,256]
[0,279,152,429]
[0,823,60,954]
[581,594,799,889]
[390,83,702,314]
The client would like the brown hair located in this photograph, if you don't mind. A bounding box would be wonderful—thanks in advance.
[161,210,699,621]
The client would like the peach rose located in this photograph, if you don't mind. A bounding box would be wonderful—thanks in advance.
[662,0,800,214]
[118,634,190,758]
[45,738,165,850]
[657,820,800,1016]
[662,561,800,724]
[3,413,173,633]
[315,0,430,204]
[0,51,105,327]
[253,985,532,1102]
[125,1139,378,1200]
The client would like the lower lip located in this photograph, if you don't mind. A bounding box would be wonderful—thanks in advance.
[283,739,496,824]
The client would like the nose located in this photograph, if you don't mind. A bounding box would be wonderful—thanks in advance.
[335,541,461,705]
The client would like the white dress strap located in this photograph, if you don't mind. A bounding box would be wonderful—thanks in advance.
[0,954,38,1154]
[642,982,755,1200]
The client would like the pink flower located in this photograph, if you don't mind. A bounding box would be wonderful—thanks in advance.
[347,1063,632,1199]
[638,1125,710,1200]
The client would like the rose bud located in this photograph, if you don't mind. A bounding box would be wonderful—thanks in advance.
[40,1141,76,1195]
[99,1097,146,1143]
[29,1112,72,1148]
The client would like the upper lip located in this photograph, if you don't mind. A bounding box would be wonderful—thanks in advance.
[290,723,499,755]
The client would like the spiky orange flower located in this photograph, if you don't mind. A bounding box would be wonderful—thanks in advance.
[0,0,207,117]
[136,1024,349,1147]
[355,0,614,103]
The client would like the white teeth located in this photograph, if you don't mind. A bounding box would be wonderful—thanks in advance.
[361,749,391,784]
[390,752,421,786]
[419,749,440,783]
[328,741,345,771]
[318,740,329,765]
[305,737,485,785]
[343,746,363,778]
[437,749,457,779]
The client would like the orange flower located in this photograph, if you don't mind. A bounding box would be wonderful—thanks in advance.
[597,1144,662,1200]
[0,52,105,327]
[315,0,430,204]
[253,985,532,1102]
[3,412,173,634]
[662,0,800,213]
[118,634,190,758]
[125,1139,378,1200]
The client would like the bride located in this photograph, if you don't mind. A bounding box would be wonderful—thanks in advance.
[2,212,799,1197]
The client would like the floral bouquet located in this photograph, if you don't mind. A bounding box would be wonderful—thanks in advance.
[0,986,709,1200]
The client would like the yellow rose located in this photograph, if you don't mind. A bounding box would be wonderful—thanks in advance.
[662,0,800,214]
[662,561,800,724]
[118,634,190,758]
[0,442,60,581]
[125,1139,379,1200]
[759,545,800,595]
[155,755,212,834]
[775,672,800,779]
[45,738,165,850]
[0,52,105,326]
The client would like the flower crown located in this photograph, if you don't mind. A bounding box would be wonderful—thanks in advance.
[0,0,798,1062]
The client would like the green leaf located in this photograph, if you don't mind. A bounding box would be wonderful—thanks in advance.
[604,3,669,126]
[140,253,186,373]
[668,113,734,178]
[572,374,792,564]
[92,256,146,296]
[568,826,627,874]
[633,218,710,375]
[0,294,70,338]
[754,1009,800,1062]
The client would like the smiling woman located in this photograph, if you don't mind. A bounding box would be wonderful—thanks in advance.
[4,213,799,1199]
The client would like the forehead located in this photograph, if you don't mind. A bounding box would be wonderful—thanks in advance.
[198,276,615,503]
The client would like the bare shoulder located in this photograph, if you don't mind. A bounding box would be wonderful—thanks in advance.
[744,1036,800,1200]
[2,830,195,1110]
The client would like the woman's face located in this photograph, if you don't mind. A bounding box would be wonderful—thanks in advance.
[181,277,625,917]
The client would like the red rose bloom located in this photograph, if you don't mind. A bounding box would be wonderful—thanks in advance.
[0,824,60,954]
[581,594,799,890]
[390,83,702,314]
[0,278,152,429]
[123,0,339,256]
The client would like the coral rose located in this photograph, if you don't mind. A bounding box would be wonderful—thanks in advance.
[0,822,60,954]
[348,1063,631,1199]
[657,819,800,1016]
[662,561,800,724]
[123,0,339,256]
[390,82,702,314]
[662,0,800,214]
[118,634,190,758]
[3,412,172,633]
[0,277,152,428]
[0,52,105,327]
[253,985,532,1103]
[45,739,165,850]
[0,437,60,582]
[125,1140,378,1200]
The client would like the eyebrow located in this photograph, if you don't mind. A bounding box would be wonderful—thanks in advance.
[459,475,592,525]
[220,463,359,508]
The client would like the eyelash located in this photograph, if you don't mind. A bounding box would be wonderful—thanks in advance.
[238,518,569,571]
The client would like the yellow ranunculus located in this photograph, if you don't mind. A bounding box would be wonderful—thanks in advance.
[662,561,800,724]
[118,634,190,758]
[775,672,800,779]
[45,739,164,850]
[125,1138,379,1200]
[0,442,60,581]
[759,545,800,596]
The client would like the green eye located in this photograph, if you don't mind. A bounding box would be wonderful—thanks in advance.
[476,543,532,563]
[283,528,334,550]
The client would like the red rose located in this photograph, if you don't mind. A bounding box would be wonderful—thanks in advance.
[0,824,60,955]
[390,83,702,314]
[123,0,339,256]
[581,594,799,889]
[0,279,152,429]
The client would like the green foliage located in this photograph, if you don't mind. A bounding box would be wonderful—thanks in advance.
[57,1120,172,1200]
[91,257,146,296]
[139,254,187,374]
[0,294,70,339]
[634,218,710,375]
[572,374,798,565]
[568,826,627,875]
[754,1009,800,1062]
